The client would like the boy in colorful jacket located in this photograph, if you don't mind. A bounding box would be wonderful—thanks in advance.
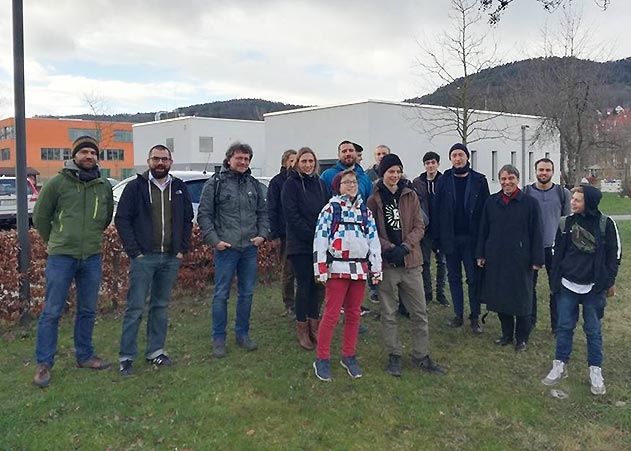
[312,169,382,382]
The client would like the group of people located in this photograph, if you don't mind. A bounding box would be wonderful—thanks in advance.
[30,135,620,397]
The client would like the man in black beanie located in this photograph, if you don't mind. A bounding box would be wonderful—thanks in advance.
[432,143,489,333]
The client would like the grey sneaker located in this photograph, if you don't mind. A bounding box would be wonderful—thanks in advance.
[542,359,568,386]
[386,354,402,377]
[33,363,51,388]
[412,355,446,375]
[236,335,258,351]
[340,356,363,379]
[313,358,332,382]
[589,366,606,395]
[213,338,226,358]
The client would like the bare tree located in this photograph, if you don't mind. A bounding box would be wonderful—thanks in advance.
[83,92,115,150]
[480,0,611,24]
[415,0,511,145]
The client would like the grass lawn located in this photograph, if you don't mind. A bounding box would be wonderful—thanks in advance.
[1,223,630,450]
[599,193,631,216]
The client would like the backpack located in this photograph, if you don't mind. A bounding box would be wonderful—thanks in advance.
[329,201,370,238]
[558,214,608,254]
[523,183,566,212]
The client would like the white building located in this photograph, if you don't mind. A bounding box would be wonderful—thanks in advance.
[263,100,560,192]
[132,116,265,175]
[132,100,560,191]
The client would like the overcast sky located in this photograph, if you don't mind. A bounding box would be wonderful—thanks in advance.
[0,0,629,118]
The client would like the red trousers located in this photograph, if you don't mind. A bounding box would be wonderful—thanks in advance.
[316,278,366,360]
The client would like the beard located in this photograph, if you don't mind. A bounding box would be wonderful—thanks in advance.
[537,174,552,184]
[150,167,169,179]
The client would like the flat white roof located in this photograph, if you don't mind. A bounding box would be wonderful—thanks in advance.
[263,99,544,121]
[133,115,264,128]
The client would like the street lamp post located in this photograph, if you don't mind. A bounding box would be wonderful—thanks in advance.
[521,125,530,184]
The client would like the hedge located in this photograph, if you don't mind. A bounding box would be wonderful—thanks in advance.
[0,226,281,325]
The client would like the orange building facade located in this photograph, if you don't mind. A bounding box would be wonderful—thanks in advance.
[0,117,135,183]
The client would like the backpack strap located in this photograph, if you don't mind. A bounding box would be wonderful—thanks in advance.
[599,214,608,237]
[556,184,566,212]
[359,202,370,235]
[559,215,568,233]
[329,202,342,238]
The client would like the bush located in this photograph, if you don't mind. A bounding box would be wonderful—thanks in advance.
[0,225,282,325]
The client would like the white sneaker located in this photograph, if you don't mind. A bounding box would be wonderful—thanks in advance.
[542,359,568,386]
[589,366,606,395]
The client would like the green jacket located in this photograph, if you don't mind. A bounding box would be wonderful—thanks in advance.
[33,162,114,259]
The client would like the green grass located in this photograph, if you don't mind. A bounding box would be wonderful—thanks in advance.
[599,193,631,216]
[2,223,630,450]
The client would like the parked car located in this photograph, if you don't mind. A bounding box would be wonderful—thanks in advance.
[107,177,120,187]
[0,176,39,225]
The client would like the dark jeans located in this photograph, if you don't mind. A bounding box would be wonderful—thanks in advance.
[498,313,532,343]
[119,253,182,361]
[35,254,102,367]
[280,240,296,309]
[555,286,605,367]
[421,236,447,301]
[532,247,556,331]
[445,235,480,319]
[212,245,258,340]
[288,253,323,322]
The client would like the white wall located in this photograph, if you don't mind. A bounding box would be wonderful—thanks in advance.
[132,117,265,175]
[263,101,561,192]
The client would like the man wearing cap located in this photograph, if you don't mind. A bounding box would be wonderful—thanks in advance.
[32,135,114,388]
[432,143,490,333]
[321,140,372,202]
[115,144,194,376]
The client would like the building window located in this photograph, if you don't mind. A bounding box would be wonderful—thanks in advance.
[511,151,517,166]
[0,148,9,160]
[199,136,213,153]
[41,148,72,160]
[68,128,100,142]
[121,168,135,179]
[113,130,132,142]
[99,168,111,178]
[99,149,125,161]
[491,151,498,181]
[528,152,534,181]
[0,126,15,141]
[470,150,477,170]
[165,138,174,153]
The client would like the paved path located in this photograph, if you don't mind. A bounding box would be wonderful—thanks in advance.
[610,215,631,221]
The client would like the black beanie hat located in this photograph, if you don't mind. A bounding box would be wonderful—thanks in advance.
[449,143,469,159]
[72,135,99,158]
[378,153,403,177]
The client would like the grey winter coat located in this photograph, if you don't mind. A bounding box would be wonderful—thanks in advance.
[198,166,269,249]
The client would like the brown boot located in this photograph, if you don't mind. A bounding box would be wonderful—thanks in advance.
[296,321,315,350]
[307,318,320,344]
[33,363,51,388]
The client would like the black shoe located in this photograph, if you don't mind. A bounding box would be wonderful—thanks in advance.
[386,354,402,377]
[360,306,371,317]
[119,359,133,376]
[412,355,446,375]
[494,336,513,346]
[470,318,483,334]
[236,335,258,351]
[436,293,450,306]
[425,293,433,305]
[447,316,463,328]
[515,341,528,352]
[147,354,172,366]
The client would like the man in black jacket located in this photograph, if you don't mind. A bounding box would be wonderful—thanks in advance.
[432,143,490,333]
[115,145,194,376]
[542,185,620,395]
[267,149,297,316]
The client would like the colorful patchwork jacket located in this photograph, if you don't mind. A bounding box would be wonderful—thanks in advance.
[313,194,382,283]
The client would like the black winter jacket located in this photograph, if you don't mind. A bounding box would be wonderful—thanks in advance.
[115,172,194,258]
[267,167,290,240]
[431,168,490,255]
[281,170,329,256]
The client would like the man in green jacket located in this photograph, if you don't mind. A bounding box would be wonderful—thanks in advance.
[32,135,114,388]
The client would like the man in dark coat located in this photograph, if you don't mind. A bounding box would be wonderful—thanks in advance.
[267,149,297,316]
[476,165,544,351]
[432,143,490,333]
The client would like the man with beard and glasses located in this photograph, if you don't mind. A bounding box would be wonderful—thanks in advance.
[115,145,193,376]
[523,158,571,334]
[432,143,490,334]
[32,136,114,388]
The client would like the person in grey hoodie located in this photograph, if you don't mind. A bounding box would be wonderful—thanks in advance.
[198,142,269,358]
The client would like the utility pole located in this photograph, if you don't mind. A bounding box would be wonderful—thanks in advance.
[13,0,31,319]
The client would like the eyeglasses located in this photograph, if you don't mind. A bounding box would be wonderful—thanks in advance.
[150,156,172,163]
[341,180,358,185]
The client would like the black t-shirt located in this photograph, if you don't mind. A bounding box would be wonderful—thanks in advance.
[453,175,469,235]
[378,182,403,246]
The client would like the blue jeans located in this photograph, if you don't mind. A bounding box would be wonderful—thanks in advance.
[35,254,102,367]
[555,286,606,366]
[119,253,181,361]
[212,245,258,340]
[445,235,480,319]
